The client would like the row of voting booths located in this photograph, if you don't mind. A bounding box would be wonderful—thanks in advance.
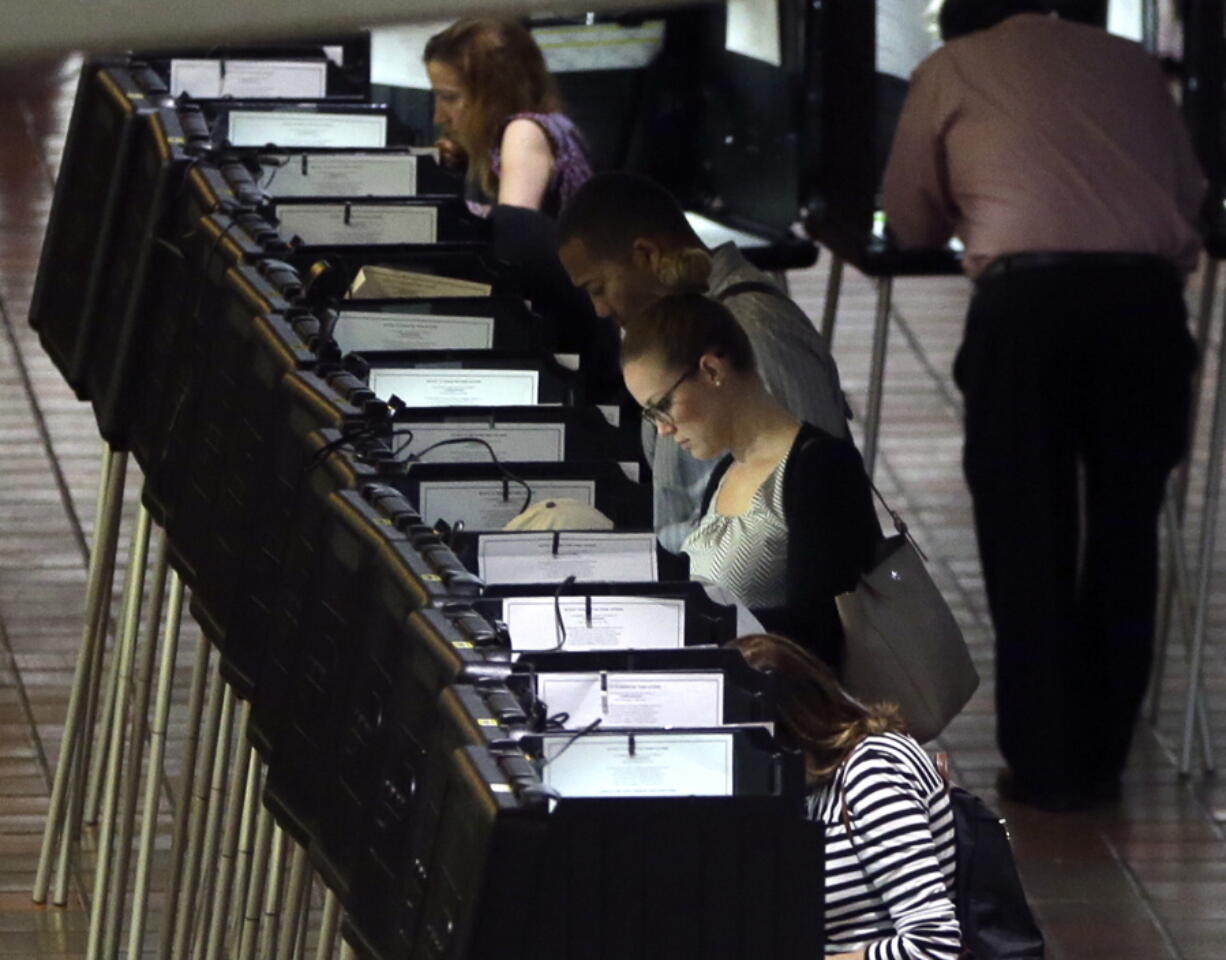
[26,2,1226,959]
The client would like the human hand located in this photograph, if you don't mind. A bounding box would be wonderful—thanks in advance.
[435,137,467,169]
[827,952,867,960]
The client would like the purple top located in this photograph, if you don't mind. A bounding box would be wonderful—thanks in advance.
[490,112,593,218]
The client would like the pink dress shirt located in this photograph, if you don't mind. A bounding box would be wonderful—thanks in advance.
[882,14,1206,277]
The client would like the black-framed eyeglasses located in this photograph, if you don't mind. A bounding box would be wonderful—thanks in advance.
[641,361,700,429]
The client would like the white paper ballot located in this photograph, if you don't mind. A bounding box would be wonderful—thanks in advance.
[536,672,724,728]
[227,110,387,148]
[333,311,494,355]
[684,211,770,251]
[417,480,596,531]
[261,153,418,198]
[725,0,782,66]
[368,368,538,407]
[541,732,735,798]
[170,59,328,99]
[502,595,685,651]
[348,265,492,299]
[477,532,658,584]
[397,423,565,463]
[275,203,437,246]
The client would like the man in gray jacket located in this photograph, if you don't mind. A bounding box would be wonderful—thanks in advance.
[558,172,849,552]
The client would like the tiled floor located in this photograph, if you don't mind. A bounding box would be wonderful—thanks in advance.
[0,57,1224,960]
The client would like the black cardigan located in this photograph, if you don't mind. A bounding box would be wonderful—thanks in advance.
[699,423,881,666]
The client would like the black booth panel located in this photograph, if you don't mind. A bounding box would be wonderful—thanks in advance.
[86,108,215,449]
[344,683,525,959]
[423,771,824,960]
[216,370,375,700]
[29,62,157,396]
[139,211,276,533]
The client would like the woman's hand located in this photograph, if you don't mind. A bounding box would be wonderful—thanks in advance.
[435,137,467,169]
[828,951,867,960]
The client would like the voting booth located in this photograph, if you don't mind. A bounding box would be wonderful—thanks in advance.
[28,34,859,960]
[376,742,823,960]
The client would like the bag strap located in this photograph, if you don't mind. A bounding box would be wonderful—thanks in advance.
[865,477,929,563]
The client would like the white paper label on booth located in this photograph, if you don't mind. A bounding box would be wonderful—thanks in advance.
[417,480,596,531]
[228,110,387,148]
[275,204,437,246]
[541,732,735,798]
[170,59,328,99]
[398,423,565,463]
[368,368,538,407]
[262,153,418,198]
[533,21,665,72]
[370,21,452,88]
[502,596,684,652]
[477,532,657,584]
[333,312,494,354]
[725,0,782,66]
[536,672,724,728]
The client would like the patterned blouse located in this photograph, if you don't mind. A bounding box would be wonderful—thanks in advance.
[683,449,792,610]
[489,112,593,218]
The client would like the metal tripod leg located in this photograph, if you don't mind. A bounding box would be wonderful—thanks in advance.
[237,803,275,960]
[257,826,289,958]
[227,752,263,954]
[821,254,844,348]
[187,681,236,960]
[204,728,256,960]
[1151,258,1219,721]
[1180,283,1226,775]
[156,632,212,960]
[33,445,127,904]
[102,525,169,958]
[171,668,230,959]
[276,842,312,960]
[85,504,152,960]
[127,568,184,960]
[314,888,341,960]
[1160,501,1215,770]
[863,276,894,478]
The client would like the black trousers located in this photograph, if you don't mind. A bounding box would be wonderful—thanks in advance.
[953,256,1197,790]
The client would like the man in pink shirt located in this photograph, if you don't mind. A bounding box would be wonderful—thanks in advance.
[883,0,1205,811]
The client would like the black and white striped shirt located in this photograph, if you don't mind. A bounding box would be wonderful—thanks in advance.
[808,733,961,960]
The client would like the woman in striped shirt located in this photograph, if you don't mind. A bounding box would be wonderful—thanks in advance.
[734,634,961,960]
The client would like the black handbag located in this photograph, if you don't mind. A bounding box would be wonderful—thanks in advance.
[837,753,1046,960]
[836,486,979,742]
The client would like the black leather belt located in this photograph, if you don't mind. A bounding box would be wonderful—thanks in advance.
[979,251,1180,284]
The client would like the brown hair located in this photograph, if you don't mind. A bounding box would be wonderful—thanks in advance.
[424,19,561,199]
[732,633,906,783]
[620,292,755,373]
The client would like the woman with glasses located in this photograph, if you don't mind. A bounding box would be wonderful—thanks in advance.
[622,293,880,667]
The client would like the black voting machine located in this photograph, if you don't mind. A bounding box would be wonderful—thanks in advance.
[26,17,862,960]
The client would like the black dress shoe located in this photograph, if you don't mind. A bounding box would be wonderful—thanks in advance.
[995,769,1120,813]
